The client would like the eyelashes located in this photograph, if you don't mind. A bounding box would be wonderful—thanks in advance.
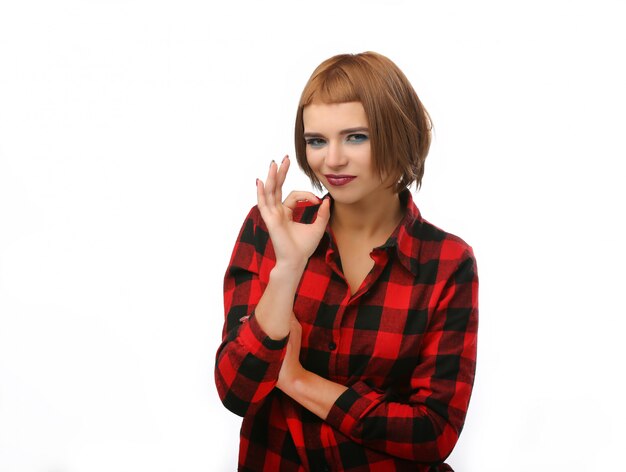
[346,133,369,144]
[305,137,326,148]
[305,134,369,148]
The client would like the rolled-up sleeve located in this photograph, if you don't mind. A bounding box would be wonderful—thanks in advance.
[214,207,288,417]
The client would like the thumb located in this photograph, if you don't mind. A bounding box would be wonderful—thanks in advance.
[313,198,331,230]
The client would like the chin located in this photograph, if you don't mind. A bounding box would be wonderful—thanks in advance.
[326,190,366,205]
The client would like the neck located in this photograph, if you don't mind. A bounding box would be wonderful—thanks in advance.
[330,190,404,240]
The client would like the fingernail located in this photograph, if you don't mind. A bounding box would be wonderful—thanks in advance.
[256,178,259,186]
[281,155,288,163]
[270,160,275,168]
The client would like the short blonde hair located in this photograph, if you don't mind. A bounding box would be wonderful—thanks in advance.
[294,51,432,192]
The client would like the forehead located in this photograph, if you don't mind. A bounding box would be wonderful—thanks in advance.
[302,101,368,131]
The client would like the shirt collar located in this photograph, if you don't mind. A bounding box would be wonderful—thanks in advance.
[375,189,422,276]
[318,188,423,276]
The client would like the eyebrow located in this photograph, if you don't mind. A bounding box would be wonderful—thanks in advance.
[303,127,369,138]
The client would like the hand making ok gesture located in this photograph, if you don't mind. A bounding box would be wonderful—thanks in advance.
[256,156,331,270]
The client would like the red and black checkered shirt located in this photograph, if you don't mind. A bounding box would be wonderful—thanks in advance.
[215,190,478,471]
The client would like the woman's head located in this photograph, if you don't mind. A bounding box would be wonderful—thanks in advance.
[295,51,432,193]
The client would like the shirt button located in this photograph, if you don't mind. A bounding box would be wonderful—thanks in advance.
[328,341,337,351]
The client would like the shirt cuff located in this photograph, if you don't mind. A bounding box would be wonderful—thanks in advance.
[325,381,382,438]
[238,312,289,363]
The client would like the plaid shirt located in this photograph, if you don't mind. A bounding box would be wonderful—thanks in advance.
[215,190,478,471]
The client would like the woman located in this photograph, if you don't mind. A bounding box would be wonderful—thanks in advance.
[215,51,478,471]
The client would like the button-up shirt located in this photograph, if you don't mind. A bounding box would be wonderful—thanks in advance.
[215,189,478,471]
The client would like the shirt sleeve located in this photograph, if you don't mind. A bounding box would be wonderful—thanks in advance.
[324,249,479,464]
[214,207,288,417]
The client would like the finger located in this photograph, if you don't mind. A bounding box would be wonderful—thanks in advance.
[313,197,331,229]
[275,155,290,203]
[265,160,277,207]
[283,191,321,210]
[256,178,267,210]
[289,316,301,335]
[290,313,301,337]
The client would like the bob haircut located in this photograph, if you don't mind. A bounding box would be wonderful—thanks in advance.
[294,51,432,193]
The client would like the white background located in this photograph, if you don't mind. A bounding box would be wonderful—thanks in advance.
[1,0,625,470]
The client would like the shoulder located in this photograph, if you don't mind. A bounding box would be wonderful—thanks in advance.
[402,209,476,278]
[404,214,478,287]
[398,189,473,261]
[414,216,472,254]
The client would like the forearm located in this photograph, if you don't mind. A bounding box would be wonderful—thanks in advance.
[253,157,329,341]
[254,261,306,340]
[279,369,348,421]
[278,369,453,462]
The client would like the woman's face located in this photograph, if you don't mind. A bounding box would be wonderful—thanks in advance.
[303,101,395,206]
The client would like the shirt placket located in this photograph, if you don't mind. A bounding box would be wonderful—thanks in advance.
[324,244,391,382]
[320,244,392,468]
[323,243,349,379]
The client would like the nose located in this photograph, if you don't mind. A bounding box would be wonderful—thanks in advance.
[325,140,348,168]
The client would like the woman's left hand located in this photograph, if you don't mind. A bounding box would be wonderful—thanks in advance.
[276,314,349,420]
[277,316,305,392]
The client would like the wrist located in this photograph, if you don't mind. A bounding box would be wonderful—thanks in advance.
[271,260,307,279]
[254,264,304,341]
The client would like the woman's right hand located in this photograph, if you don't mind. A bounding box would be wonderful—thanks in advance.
[256,156,330,270]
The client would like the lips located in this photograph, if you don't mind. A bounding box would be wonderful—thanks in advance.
[325,174,356,187]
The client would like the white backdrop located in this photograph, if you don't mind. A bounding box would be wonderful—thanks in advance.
[1,1,625,470]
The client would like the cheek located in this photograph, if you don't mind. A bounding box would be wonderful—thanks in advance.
[306,150,322,171]
[353,147,374,172]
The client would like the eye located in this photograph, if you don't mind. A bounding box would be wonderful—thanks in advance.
[305,137,326,148]
[346,133,369,144]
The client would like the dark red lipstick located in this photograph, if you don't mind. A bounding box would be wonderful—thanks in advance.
[324,174,356,187]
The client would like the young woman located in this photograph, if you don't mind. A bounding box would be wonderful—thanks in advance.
[215,51,478,471]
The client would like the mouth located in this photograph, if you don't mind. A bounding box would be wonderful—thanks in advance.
[324,174,357,187]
